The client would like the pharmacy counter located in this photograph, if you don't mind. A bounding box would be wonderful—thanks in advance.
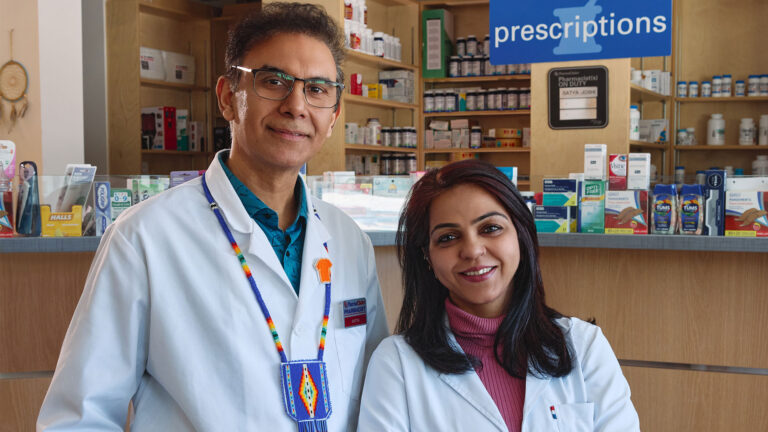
[3,233,768,431]
[3,232,768,253]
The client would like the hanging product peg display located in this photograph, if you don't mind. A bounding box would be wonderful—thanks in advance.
[0,30,30,132]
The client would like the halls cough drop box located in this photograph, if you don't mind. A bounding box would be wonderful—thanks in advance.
[41,205,83,237]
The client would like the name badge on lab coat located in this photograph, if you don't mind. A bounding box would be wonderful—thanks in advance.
[342,298,367,328]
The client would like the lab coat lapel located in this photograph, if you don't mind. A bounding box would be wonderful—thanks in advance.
[523,371,552,418]
[204,152,295,293]
[294,194,332,327]
[438,329,507,432]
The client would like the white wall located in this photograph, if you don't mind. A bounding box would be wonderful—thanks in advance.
[38,0,85,175]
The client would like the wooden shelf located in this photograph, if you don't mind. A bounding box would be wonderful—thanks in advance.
[424,147,530,154]
[139,2,211,20]
[420,0,489,7]
[343,94,418,110]
[675,96,768,103]
[142,150,213,156]
[369,0,416,7]
[424,74,530,84]
[675,145,768,151]
[345,144,417,153]
[140,78,210,92]
[424,109,530,118]
[344,50,417,71]
[630,140,668,150]
[630,84,670,103]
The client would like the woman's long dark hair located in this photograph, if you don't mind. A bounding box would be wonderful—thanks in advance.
[395,160,573,379]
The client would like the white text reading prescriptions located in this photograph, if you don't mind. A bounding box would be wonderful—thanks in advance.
[494,13,668,47]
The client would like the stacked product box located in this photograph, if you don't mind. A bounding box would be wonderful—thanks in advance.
[580,144,607,233]
[605,190,649,234]
[538,178,578,233]
[378,70,414,104]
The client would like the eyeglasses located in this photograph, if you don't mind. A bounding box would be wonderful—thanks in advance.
[232,66,344,109]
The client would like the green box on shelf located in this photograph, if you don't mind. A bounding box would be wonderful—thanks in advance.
[422,9,454,79]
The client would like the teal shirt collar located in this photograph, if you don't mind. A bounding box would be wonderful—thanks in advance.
[217,152,308,230]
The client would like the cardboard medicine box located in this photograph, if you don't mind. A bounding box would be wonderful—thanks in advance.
[422,9,454,79]
[584,144,607,180]
[703,170,726,236]
[534,206,573,233]
[579,180,606,233]
[627,153,651,190]
[725,191,768,237]
[605,190,649,234]
[542,179,578,206]
[608,154,627,190]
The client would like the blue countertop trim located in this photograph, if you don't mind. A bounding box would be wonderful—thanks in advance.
[3,232,768,254]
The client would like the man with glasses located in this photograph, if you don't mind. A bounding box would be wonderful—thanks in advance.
[38,3,388,431]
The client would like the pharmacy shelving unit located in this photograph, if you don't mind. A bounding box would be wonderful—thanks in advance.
[300,0,420,175]
[671,0,768,176]
[629,78,673,177]
[106,0,218,175]
[419,0,532,189]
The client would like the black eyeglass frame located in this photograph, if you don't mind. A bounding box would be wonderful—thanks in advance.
[232,65,345,109]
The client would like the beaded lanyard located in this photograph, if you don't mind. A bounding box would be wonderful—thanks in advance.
[202,175,332,432]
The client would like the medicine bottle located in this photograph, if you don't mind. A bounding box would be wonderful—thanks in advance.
[677,129,688,146]
[701,81,712,97]
[735,80,746,97]
[651,184,677,235]
[739,118,756,145]
[366,118,382,146]
[759,115,768,145]
[381,127,392,147]
[448,56,460,77]
[373,32,385,57]
[707,113,725,145]
[483,34,490,56]
[466,91,477,111]
[407,155,417,173]
[507,88,519,110]
[688,81,698,98]
[466,35,478,56]
[470,126,483,149]
[434,90,445,112]
[494,88,504,110]
[445,91,457,112]
[482,56,491,76]
[677,81,687,98]
[424,90,434,113]
[748,75,759,96]
[630,105,641,141]
[675,166,685,184]
[722,74,732,97]
[456,37,466,57]
[471,56,481,77]
[678,184,704,235]
[753,155,768,175]
[476,89,486,111]
[761,75,768,96]
[712,75,722,97]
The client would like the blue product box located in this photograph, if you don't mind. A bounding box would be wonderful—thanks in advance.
[497,166,518,186]
[534,205,572,233]
[93,181,112,236]
[542,178,578,206]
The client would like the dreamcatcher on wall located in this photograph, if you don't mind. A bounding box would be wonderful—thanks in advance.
[0,30,30,133]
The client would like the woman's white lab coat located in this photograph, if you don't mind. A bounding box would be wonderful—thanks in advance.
[358,317,639,431]
[37,153,389,431]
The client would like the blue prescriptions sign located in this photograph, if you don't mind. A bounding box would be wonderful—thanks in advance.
[489,0,672,64]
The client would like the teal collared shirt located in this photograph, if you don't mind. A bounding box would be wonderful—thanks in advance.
[219,153,307,295]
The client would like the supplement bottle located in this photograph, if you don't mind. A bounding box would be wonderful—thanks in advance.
[630,105,641,141]
[707,114,725,145]
[651,184,677,235]
[688,81,699,98]
[701,81,712,97]
[470,126,482,149]
[675,166,685,185]
[761,75,768,96]
[735,80,746,97]
[366,118,382,146]
[373,32,385,57]
[677,81,687,97]
[712,75,722,97]
[678,184,704,235]
[687,127,697,146]
[748,75,759,96]
[455,37,466,57]
[759,114,768,145]
[466,35,478,56]
[722,74,732,97]
[739,118,756,145]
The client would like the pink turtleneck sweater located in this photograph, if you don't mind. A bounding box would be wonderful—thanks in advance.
[445,298,525,432]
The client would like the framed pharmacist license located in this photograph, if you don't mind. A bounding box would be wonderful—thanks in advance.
[548,66,608,129]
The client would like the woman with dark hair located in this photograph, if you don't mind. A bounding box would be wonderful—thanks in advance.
[358,160,639,431]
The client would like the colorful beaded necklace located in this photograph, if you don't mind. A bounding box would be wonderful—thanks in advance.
[202,174,332,432]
